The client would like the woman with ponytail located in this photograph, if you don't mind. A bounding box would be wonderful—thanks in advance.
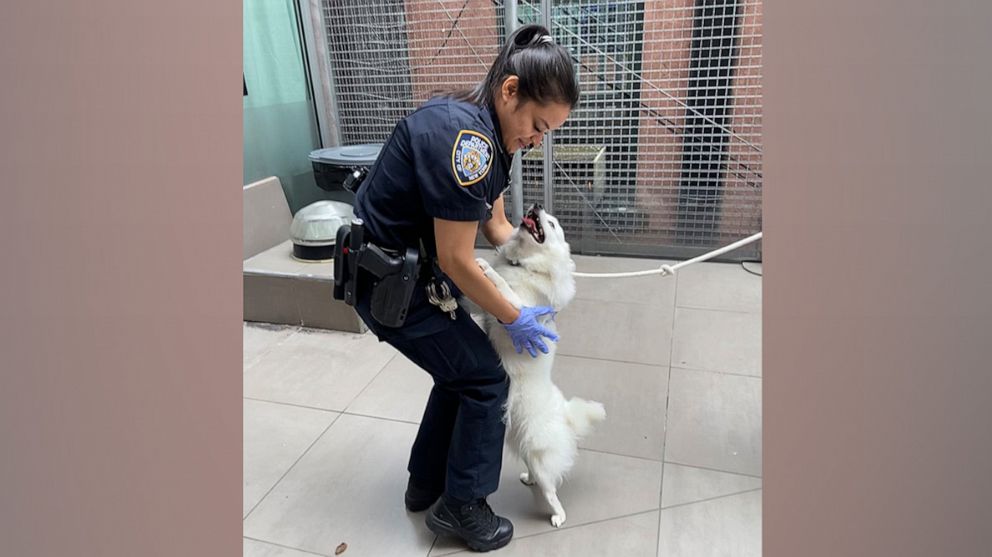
[348,24,578,552]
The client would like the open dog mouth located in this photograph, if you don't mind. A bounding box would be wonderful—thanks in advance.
[520,205,545,244]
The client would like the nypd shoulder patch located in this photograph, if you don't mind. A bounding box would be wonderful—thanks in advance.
[451,130,494,187]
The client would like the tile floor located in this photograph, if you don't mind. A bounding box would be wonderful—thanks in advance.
[244,254,762,556]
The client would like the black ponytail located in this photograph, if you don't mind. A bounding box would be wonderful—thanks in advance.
[451,24,579,109]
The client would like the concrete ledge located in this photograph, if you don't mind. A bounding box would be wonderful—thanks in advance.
[243,241,366,333]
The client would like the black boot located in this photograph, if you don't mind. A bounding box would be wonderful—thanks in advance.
[405,477,442,512]
[426,496,513,552]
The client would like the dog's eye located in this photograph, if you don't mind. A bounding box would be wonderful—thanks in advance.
[548,221,556,229]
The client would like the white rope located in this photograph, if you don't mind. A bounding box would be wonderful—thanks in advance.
[572,232,762,278]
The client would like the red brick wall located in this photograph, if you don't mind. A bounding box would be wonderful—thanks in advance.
[635,0,699,245]
[404,1,502,102]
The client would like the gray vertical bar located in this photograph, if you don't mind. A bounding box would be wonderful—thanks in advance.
[540,0,553,212]
[510,153,523,222]
[324,55,343,146]
[300,0,342,147]
[505,0,524,224]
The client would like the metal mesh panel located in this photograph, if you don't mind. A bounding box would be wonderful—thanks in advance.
[319,0,762,260]
[322,1,505,143]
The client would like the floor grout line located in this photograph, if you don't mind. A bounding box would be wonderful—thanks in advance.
[670,364,762,379]
[431,509,662,556]
[242,396,342,414]
[340,410,420,426]
[341,351,401,415]
[661,487,763,511]
[511,508,661,543]
[243,536,331,557]
[571,296,675,310]
[242,412,343,522]
[658,269,680,557]
[553,352,763,379]
[554,352,672,368]
[556,345,761,377]
[663,460,763,479]
[576,446,666,464]
[242,396,424,427]
[674,303,761,315]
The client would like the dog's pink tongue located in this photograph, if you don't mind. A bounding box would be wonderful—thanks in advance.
[521,216,534,230]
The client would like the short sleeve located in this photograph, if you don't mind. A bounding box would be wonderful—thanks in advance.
[411,119,495,221]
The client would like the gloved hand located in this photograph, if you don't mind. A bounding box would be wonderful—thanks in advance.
[502,306,559,358]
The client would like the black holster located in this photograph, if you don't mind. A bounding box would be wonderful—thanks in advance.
[333,220,420,328]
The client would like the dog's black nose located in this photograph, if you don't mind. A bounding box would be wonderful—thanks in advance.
[532,203,543,212]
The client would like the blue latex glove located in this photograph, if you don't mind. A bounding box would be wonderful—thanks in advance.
[502,306,559,358]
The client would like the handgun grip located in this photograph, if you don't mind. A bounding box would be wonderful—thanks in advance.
[360,244,403,277]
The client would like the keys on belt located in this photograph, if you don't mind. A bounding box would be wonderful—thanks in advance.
[426,279,458,320]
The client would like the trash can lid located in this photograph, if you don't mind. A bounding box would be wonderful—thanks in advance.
[290,200,354,247]
[309,144,383,166]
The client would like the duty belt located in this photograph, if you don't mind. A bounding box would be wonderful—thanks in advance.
[333,220,461,326]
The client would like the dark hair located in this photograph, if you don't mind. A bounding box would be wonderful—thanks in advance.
[451,24,579,109]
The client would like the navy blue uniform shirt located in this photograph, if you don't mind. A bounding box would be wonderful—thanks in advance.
[352,96,512,340]
[354,96,512,257]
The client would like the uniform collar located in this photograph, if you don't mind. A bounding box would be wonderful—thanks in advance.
[484,103,512,162]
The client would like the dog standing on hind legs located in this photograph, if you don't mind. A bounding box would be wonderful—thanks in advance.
[475,204,606,528]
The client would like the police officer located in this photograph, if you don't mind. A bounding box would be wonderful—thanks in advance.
[349,24,578,552]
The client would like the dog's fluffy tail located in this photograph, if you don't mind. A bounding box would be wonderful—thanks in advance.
[565,397,606,438]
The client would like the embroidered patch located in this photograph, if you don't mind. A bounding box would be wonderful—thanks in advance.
[451,130,494,187]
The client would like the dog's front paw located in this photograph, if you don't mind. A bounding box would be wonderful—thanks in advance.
[550,513,566,528]
[476,258,502,284]
[475,257,493,274]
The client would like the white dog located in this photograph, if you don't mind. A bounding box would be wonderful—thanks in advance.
[475,204,606,528]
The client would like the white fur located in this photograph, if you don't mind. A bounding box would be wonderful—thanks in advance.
[475,209,606,528]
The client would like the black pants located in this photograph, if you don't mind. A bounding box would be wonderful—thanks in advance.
[355,290,508,502]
